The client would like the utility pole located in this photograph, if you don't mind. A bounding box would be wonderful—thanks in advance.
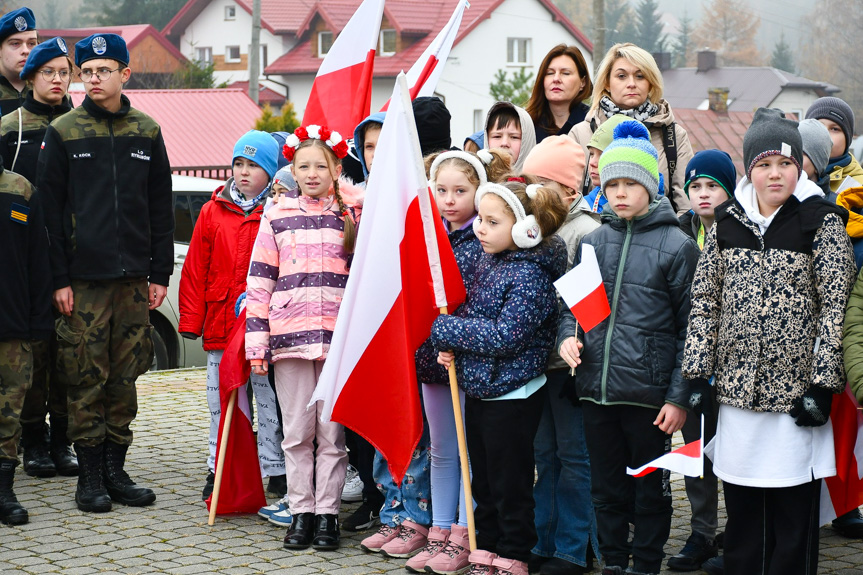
[249,0,261,104]
[593,0,605,73]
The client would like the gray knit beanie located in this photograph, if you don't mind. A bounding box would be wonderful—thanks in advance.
[797,119,832,177]
[805,97,855,156]
[743,108,802,179]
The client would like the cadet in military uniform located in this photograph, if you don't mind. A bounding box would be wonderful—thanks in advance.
[0,7,37,116]
[0,159,52,525]
[38,33,173,513]
[0,37,76,480]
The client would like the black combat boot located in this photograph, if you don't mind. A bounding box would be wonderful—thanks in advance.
[103,441,155,506]
[0,459,28,525]
[48,416,78,476]
[21,422,56,478]
[74,443,111,513]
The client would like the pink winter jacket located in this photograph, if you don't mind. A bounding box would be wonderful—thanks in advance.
[245,180,362,362]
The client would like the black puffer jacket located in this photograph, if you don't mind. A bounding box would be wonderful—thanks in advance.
[557,197,700,408]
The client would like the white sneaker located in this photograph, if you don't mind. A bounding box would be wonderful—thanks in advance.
[342,464,364,502]
[268,507,293,527]
[258,495,289,520]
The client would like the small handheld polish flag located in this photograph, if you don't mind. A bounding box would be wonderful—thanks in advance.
[553,243,610,333]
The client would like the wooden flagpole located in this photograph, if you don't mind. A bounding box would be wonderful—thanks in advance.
[440,306,477,551]
[207,388,237,526]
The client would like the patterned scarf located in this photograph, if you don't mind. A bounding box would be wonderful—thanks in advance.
[230,180,271,213]
[598,95,659,123]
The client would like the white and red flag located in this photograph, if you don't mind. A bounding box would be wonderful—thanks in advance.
[553,243,610,333]
[302,0,385,135]
[206,309,267,515]
[627,414,705,478]
[381,0,469,110]
[820,386,863,525]
[309,72,466,483]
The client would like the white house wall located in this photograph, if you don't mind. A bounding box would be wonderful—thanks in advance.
[769,89,827,123]
[179,0,294,90]
[278,0,592,144]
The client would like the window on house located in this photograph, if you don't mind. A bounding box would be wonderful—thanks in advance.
[318,31,334,58]
[225,45,241,63]
[507,38,530,65]
[195,46,213,66]
[380,29,396,56]
[225,5,236,20]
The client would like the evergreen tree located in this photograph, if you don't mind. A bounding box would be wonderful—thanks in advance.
[489,68,535,107]
[673,10,694,67]
[770,31,795,73]
[633,0,666,54]
[604,0,636,52]
[81,0,187,29]
[255,102,300,133]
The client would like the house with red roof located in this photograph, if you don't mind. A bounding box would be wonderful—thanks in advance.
[162,0,592,139]
[71,88,263,179]
[41,25,187,89]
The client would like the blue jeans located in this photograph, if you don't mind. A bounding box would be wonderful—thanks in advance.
[373,421,432,527]
[532,370,599,567]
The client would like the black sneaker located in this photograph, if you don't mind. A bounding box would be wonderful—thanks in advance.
[701,555,724,575]
[832,508,863,538]
[201,471,215,501]
[666,531,717,571]
[342,499,381,531]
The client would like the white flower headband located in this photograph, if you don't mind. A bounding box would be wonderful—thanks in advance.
[473,182,544,248]
[429,150,489,188]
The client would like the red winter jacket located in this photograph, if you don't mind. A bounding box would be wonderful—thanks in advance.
[179,182,264,351]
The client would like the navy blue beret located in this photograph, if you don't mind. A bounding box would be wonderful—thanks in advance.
[20,37,69,80]
[0,8,36,44]
[74,33,129,67]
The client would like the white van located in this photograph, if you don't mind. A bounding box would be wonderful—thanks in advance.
[150,174,224,370]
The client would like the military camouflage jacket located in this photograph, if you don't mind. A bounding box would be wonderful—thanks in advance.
[0,92,72,184]
[0,166,52,341]
[0,75,28,117]
[38,94,174,289]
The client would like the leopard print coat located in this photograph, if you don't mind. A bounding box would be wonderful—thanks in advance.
[682,196,855,413]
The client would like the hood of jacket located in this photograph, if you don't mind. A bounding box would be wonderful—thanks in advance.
[352,111,386,180]
[484,101,536,173]
[734,172,824,232]
[837,185,863,238]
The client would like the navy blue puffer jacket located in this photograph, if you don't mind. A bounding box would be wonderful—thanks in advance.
[430,236,567,399]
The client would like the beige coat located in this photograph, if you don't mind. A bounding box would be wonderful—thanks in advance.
[568,100,693,216]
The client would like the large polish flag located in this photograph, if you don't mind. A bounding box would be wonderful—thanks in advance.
[627,415,705,478]
[820,386,863,525]
[381,0,470,110]
[309,73,466,483]
[206,309,267,515]
[553,243,610,333]
[302,0,385,135]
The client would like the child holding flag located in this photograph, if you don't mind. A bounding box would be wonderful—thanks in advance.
[246,125,362,551]
[432,180,568,575]
[557,120,699,575]
[683,108,855,575]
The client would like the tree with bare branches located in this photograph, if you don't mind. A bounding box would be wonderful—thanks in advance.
[693,0,762,67]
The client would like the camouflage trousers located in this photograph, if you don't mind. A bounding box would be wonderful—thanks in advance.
[0,340,33,461]
[55,279,154,447]
[20,337,68,426]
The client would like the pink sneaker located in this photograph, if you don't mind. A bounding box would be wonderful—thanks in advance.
[380,519,429,558]
[360,523,399,553]
[463,549,498,575]
[490,556,528,575]
[426,524,472,574]
[404,525,450,573]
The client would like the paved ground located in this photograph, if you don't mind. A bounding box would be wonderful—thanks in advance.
[2,367,863,574]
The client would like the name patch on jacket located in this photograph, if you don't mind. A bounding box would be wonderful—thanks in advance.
[131,149,150,161]
[71,152,92,159]
[10,203,28,224]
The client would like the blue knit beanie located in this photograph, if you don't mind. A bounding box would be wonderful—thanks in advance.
[684,150,737,198]
[599,120,660,200]
[20,37,68,80]
[233,130,279,179]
